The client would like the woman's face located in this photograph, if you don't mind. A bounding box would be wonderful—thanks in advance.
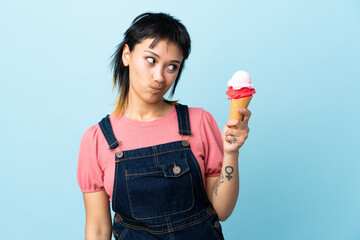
[122,38,184,105]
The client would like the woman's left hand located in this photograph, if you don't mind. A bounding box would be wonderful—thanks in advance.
[221,108,251,154]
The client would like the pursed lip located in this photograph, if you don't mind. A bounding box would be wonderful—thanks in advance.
[150,86,164,92]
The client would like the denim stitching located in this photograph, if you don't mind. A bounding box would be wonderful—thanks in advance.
[112,229,119,238]
[185,105,191,135]
[129,181,195,220]
[162,164,190,177]
[126,160,190,177]
[189,149,212,205]
[104,115,119,149]
[115,207,209,227]
[152,146,159,167]
[104,116,112,137]
[99,121,111,148]
[177,104,191,135]
[114,214,211,234]
[178,105,184,134]
[161,158,188,173]
[115,215,210,233]
[124,169,136,221]
[119,227,129,240]
[166,216,175,240]
[105,120,116,144]
[181,106,188,134]
[126,170,162,176]
[101,117,115,149]
[125,163,195,220]
[115,148,186,162]
[109,140,119,148]
[188,171,195,210]
[175,104,182,134]
[112,160,120,211]
[103,117,113,143]
[206,219,221,240]
[99,115,121,149]
[179,104,184,133]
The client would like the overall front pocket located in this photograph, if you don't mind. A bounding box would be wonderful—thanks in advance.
[125,158,194,220]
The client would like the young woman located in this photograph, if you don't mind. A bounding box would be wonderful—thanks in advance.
[77,12,251,240]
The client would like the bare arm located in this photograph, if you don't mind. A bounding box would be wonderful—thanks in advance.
[83,190,112,240]
[206,108,251,222]
[206,153,239,222]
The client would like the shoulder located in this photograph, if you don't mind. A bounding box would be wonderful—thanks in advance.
[188,107,216,123]
[79,120,103,148]
[81,123,98,141]
[188,107,204,116]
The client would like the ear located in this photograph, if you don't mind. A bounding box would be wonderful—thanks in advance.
[122,44,131,67]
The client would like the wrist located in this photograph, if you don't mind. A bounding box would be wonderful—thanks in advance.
[223,150,239,159]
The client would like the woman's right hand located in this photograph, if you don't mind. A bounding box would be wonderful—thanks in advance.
[83,190,112,240]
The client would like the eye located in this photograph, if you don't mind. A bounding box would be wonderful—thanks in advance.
[146,57,155,64]
[167,64,178,71]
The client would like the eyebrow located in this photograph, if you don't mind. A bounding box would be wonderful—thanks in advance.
[144,50,181,64]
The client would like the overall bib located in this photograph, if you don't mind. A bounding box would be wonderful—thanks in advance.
[98,104,225,240]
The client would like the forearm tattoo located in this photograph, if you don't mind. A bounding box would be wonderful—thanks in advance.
[225,166,234,180]
[214,166,235,196]
[214,172,224,196]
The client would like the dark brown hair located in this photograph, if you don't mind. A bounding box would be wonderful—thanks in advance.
[110,12,191,115]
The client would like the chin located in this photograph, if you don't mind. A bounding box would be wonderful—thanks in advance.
[144,96,164,104]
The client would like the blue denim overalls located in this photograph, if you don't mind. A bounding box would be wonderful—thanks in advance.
[98,104,225,240]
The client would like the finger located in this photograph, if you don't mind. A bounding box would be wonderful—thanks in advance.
[226,121,248,134]
[226,119,242,128]
[225,128,239,137]
[238,108,251,123]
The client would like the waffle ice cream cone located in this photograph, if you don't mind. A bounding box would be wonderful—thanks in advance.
[230,96,253,120]
[226,71,256,125]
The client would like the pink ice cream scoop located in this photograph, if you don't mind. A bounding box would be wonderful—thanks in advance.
[226,71,256,99]
[226,70,256,121]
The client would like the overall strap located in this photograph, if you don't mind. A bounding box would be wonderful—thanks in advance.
[98,114,120,150]
[175,104,192,136]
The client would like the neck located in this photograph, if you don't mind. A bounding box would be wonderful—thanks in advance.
[124,96,172,122]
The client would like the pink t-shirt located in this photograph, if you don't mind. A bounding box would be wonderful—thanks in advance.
[77,106,224,202]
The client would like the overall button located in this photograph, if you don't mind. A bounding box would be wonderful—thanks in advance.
[182,140,190,147]
[173,165,181,174]
[214,220,220,228]
[114,213,123,222]
[115,151,123,158]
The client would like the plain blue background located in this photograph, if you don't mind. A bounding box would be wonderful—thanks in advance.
[1,0,359,239]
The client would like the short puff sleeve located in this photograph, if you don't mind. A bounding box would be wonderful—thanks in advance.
[77,125,104,193]
[200,110,224,177]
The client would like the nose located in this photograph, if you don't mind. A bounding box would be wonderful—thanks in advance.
[152,66,165,84]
